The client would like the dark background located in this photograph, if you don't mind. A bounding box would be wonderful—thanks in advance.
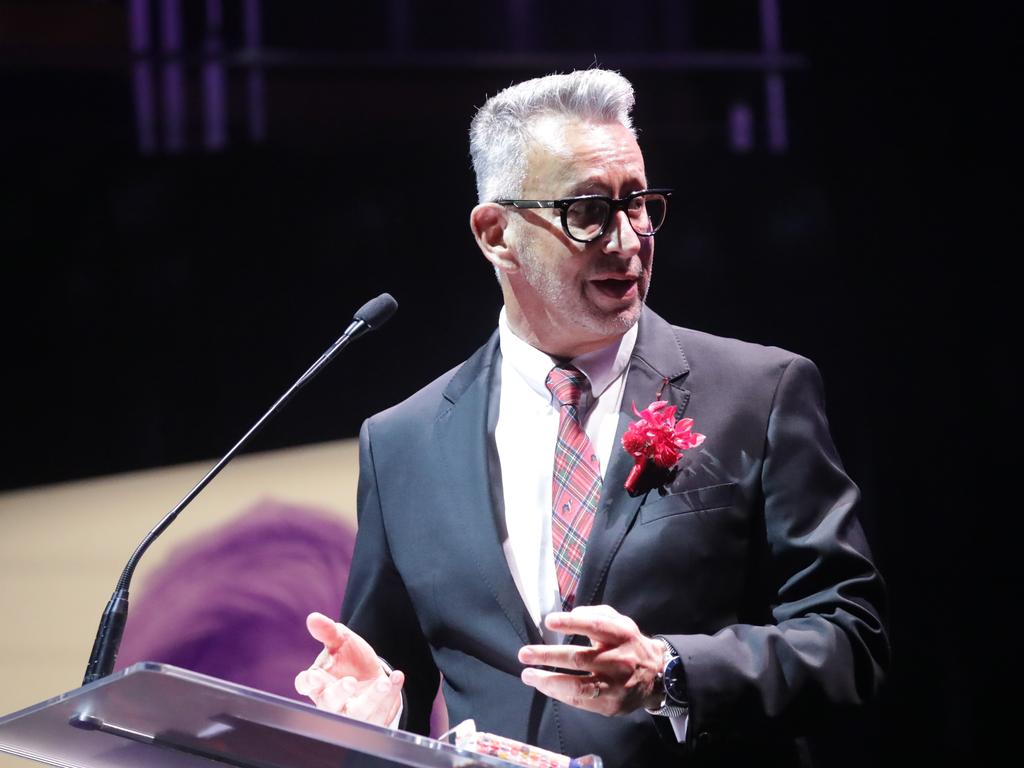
[0,1,1010,764]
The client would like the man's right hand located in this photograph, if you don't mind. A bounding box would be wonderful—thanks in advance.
[294,612,405,726]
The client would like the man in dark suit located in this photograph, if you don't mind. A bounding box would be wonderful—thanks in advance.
[295,69,888,766]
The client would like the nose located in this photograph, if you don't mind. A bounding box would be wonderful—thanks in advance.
[601,209,642,258]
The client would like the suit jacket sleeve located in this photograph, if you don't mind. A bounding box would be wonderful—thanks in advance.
[664,355,889,744]
[340,418,440,735]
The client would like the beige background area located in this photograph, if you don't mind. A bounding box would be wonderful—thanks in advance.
[0,439,360,768]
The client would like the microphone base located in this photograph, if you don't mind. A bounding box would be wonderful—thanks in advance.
[82,588,129,685]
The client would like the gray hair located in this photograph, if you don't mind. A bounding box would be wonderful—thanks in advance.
[469,69,636,204]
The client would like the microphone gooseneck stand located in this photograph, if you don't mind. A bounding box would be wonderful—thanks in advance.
[82,293,398,685]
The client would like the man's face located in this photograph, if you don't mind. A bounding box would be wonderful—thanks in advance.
[506,119,654,357]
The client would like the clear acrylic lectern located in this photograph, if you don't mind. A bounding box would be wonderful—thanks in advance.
[0,662,601,768]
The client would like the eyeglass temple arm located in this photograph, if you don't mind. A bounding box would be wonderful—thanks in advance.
[497,200,558,209]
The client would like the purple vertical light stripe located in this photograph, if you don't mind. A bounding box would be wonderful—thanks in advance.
[728,102,754,154]
[203,0,227,151]
[759,0,781,52]
[206,0,222,29]
[243,0,262,46]
[765,73,788,154]
[129,0,156,154]
[160,0,186,152]
[244,0,266,143]
[203,67,227,151]
[129,0,150,53]
[759,0,788,153]
[160,0,182,52]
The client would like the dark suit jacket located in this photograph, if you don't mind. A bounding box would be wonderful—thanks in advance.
[341,307,888,767]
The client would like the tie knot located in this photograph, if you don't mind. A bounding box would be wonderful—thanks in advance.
[546,365,588,408]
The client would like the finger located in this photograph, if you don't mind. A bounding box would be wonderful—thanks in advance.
[306,612,347,655]
[344,670,405,726]
[520,667,605,712]
[518,644,598,671]
[543,607,633,644]
[295,669,317,698]
[519,646,633,680]
[295,666,339,704]
[295,667,329,697]
[315,675,361,714]
[382,670,406,726]
[305,613,380,678]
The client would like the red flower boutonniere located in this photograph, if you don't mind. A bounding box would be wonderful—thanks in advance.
[621,400,706,497]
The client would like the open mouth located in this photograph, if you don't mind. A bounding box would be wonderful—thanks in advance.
[591,277,638,301]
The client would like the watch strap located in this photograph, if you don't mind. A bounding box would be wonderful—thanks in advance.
[644,637,687,718]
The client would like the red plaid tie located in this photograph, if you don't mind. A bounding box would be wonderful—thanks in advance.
[546,364,602,612]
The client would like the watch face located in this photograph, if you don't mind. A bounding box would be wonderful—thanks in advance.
[664,655,688,705]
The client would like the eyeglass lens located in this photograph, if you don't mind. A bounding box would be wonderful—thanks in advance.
[565,193,667,241]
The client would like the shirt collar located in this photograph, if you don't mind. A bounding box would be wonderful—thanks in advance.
[497,307,638,401]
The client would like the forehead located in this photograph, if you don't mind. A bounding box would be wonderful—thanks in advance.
[522,119,647,197]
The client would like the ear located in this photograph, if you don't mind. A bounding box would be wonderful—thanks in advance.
[470,203,519,275]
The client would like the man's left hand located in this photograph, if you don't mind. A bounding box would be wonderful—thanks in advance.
[518,605,665,716]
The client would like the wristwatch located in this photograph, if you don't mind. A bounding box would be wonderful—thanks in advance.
[645,636,688,718]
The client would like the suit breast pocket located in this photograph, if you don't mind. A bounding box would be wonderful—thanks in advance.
[638,481,738,525]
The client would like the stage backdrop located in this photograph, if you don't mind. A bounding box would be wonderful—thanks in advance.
[0,439,361,768]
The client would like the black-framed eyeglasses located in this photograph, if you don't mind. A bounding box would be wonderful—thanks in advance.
[494,188,672,244]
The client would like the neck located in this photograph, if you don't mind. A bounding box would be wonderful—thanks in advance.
[503,304,626,359]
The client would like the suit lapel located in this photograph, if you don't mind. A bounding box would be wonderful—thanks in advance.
[434,333,543,646]
[433,309,690,646]
[573,308,691,613]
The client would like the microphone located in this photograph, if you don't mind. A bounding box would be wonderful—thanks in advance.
[82,293,398,685]
[351,292,398,333]
[295,292,397,388]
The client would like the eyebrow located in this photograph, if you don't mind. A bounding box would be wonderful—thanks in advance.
[564,180,649,198]
[566,182,607,196]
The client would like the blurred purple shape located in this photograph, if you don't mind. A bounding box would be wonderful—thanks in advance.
[203,0,227,151]
[115,497,447,736]
[728,102,754,154]
[160,0,185,152]
[759,0,789,154]
[765,72,788,154]
[244,0,266,143]
[129,0,157,154]
[116,499,355,701]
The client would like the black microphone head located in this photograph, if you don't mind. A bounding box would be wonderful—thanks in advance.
[354,293,398,330]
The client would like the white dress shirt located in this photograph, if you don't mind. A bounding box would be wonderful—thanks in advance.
[493,309,688,741]
[494,308,636,643]
[390,309,686,740]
